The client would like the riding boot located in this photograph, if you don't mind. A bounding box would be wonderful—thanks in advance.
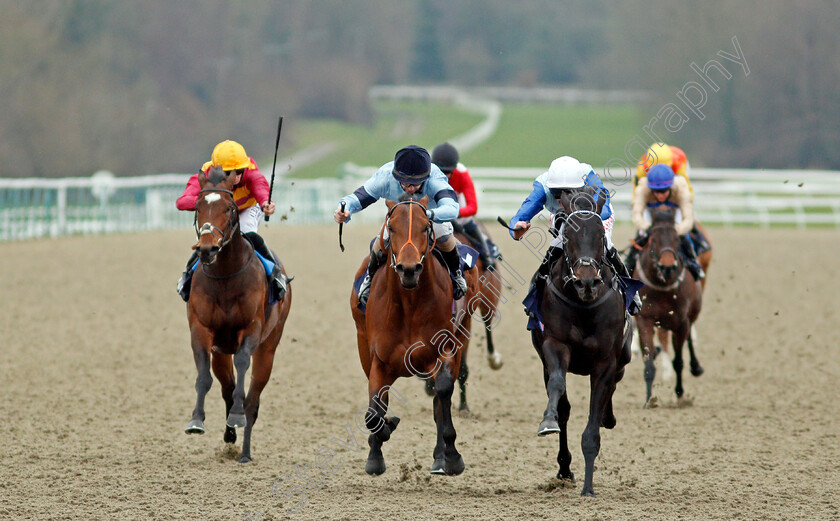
[679,234,706,280]
[440,247,468,300]
[244,232,287,301]
[690,224,710,253]
[529,245,562,297]
[358,249,384,306]
[463,220,494,268]
[176,250,200,302]
[624,232,648,277]
[606,247,642,315]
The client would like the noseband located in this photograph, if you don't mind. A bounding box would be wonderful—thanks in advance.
[560,210,604,287]
[381,200,436,269]
[194,188,239,255]
[641,224,685,290]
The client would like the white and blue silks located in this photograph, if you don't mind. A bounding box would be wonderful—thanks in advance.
[510,170,615,248]
[339,162,460,224]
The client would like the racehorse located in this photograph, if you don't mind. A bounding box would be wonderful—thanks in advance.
[633,206,702,406]
[184,166,292,463]
[350,195,479,476]
[531,189,631,497]
[424,224,504,415]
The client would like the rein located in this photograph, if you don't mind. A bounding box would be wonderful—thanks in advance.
[560,210,604,287]
[639,223,684,291]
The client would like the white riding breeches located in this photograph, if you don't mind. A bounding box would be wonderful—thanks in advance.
[239,205,264,234]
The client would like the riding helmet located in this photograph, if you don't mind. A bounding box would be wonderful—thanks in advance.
[431,142,459,173]
[647,164,676,190]
[392,145,432,184]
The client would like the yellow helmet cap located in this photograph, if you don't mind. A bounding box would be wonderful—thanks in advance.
[641,142,673,173]
[210,140,251,171]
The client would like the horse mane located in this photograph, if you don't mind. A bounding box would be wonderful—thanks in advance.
[398,192,423,203]
[651,205,676,226]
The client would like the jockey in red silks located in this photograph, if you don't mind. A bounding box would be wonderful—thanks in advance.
[174,140,287,302]
[431,142,495,268]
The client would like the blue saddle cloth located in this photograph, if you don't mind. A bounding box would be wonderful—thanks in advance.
[523,275,645,332]
[353,244,479,313]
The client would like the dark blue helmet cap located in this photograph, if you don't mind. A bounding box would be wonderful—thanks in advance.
[392,145,431,184]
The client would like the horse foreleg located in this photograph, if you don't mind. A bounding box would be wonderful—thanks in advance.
[430,363,464,476]
[636,317,657,407]
[364,359,398,476]
[538,338,568,436]
[186,334,213,435]
[228,336,258,430]
[555,392,574,481]
[672,323,689,399]
[238,346,277,463]
[581,362,615,497]
[211,354,236,443]
[687,327,704,377]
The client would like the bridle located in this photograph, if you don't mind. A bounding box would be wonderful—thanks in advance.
[560,210,604,287]
[380,200,436,269]
[641,223,685,290]
[194,188,240,257]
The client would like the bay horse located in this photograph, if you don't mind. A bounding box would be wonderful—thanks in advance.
[531,189,631,497]
[184,166,292,463]
[633,206,702,406]
[350,195,478,476]
[424,225,504,415]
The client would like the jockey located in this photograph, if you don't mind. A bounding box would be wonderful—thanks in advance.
[431,142,495,268]
[334,145,467,305]
[627,163,705,281]
[175,139,287,302]
[510,156,642,315]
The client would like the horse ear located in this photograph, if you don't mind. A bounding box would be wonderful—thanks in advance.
[385,200,397,210]
[419,195,430,207]
[558,192,573,215]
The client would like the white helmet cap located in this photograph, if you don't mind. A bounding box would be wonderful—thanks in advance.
[545,156,591,189]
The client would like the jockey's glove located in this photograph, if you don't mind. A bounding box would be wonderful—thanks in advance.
[426,209,435,221]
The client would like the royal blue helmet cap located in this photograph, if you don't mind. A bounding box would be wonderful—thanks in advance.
[647,163,676,190]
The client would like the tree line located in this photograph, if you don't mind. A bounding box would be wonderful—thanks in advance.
[1,0,837,177]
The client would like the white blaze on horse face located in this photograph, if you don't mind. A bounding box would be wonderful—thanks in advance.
[204,193,222,204]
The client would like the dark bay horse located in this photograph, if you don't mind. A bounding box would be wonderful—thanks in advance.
[350,195,479,476]
[531,190,631,497]
[424,226,504,415]
[633,206,702,406]
[184,166,292,463]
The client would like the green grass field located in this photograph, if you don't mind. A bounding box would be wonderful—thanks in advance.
[281,100,644,178]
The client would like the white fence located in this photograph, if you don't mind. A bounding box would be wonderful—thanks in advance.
[1,167,838,241]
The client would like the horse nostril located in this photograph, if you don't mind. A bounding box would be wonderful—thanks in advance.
[414,263,423,274]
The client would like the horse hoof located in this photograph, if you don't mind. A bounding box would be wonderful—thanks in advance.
[386,416,400,431]
[238,455,252,464]
[223,427,237,444]
[644,396,659,409]
[226,413,247,429]
[556,470,575,482]
[690,364,704,377]
[430,458,446,475]
[457,406,472,419]
[537,418,560,436]
[365,457,386,476]
[444,455,465,476]
[581,488,595,498]
[185,420,205,434]
[487,352,504,370]
[601,414,616,429]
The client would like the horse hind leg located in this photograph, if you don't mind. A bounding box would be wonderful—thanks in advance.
[211,353,236,443]
[238,347,278,463]
[580,366,614,497]
[483,304,503,370]
[227,338,258,430]
[457,355,470,416]
[430,366,464,476]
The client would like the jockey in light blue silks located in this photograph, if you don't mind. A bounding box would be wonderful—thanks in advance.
[333,145,468,305]
[509,156,642,315]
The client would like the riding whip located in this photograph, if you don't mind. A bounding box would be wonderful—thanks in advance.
[338,201,346,252]
[264,115,284,222]
[496,216,523,232]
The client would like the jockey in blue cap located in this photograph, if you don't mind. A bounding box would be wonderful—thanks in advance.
[627,163,705,280]
[510,156,642,315]
[334,145,468,305]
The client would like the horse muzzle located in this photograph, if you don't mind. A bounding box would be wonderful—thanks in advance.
[395,263,423,289]
[198,244,220,265]
[572,276,603,302]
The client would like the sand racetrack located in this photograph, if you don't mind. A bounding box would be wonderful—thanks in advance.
[2,223,839,520]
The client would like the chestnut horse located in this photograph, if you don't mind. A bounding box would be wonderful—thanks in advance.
[531,189,632,497]
[350,195,478,476]
[633,206,702,406]
[184,166,292,463]
[424,226,504,415]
